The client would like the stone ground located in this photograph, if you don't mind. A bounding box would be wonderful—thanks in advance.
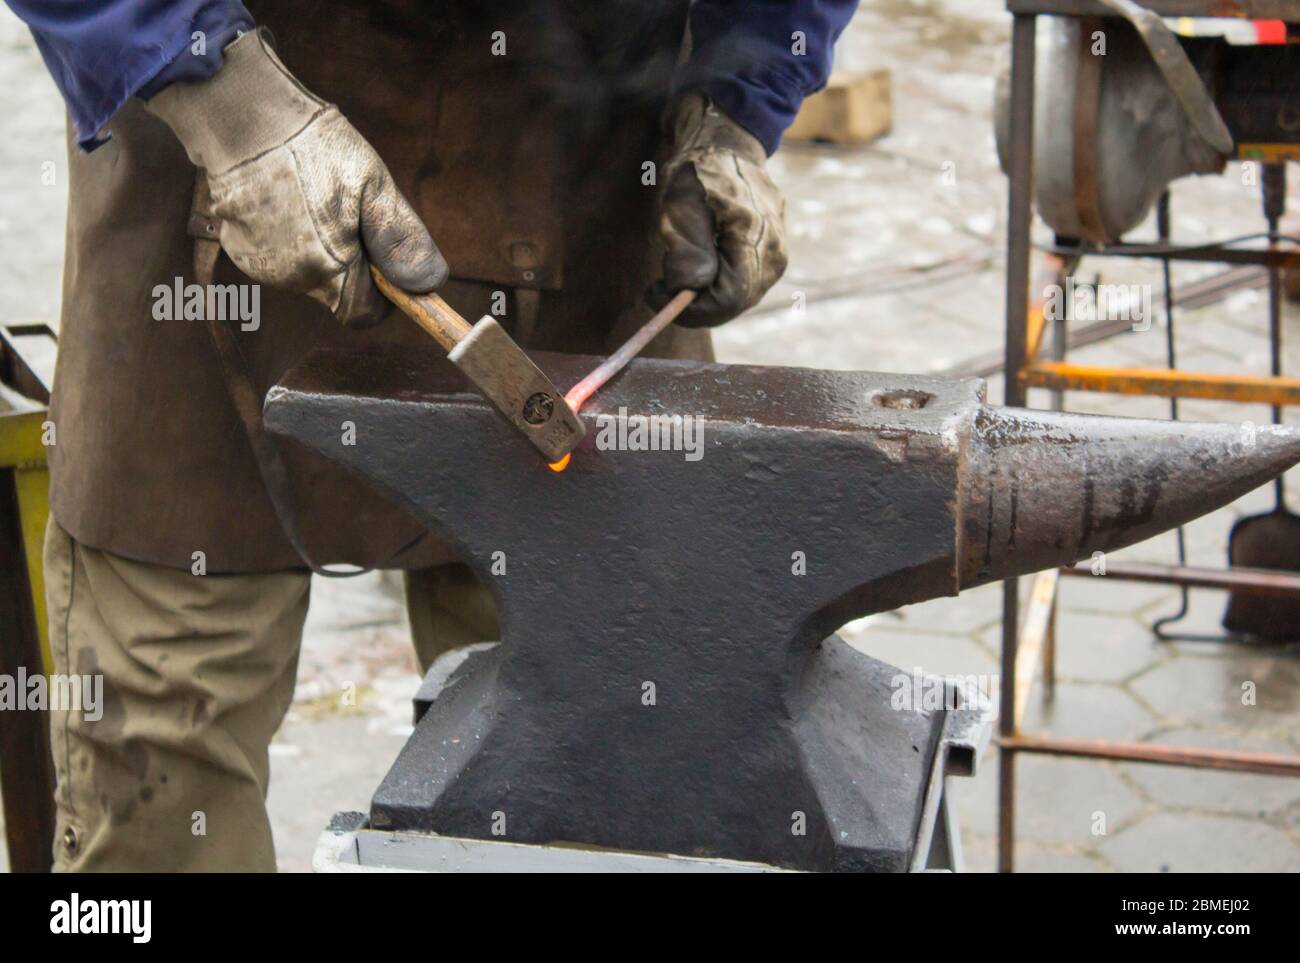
[2,2,1299,872]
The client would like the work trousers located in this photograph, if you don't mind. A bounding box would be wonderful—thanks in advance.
[43,518,493,871]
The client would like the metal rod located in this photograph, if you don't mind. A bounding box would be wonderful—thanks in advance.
[1041,241,1300,269]
[565,290,697,411]
[1043,255,1070,690]
[1264,163,1287,509]
[1152,190,1192,641]
[1021,361,1300,405]
[1002,20,1036,411]
[999,10,1038,875]
[1001,733,1300,778]
[1060,559,1300,596]
[1006,0,1300,18]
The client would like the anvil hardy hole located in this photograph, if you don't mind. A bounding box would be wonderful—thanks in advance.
[872,389,933,410]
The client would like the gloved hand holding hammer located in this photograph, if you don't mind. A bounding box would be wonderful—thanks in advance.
[146,28,447,325]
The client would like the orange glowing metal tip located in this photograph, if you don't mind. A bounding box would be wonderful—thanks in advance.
[547,289,698,472]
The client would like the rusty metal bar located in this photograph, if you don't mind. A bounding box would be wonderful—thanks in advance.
[1001,733,1300,777]
[1043,241,1300,269]
[1036,255,1071,701]
[1005,0,1300,21]
[1061,559,1300,596]
[1022,360,1300,404]
[999,9,1039,875]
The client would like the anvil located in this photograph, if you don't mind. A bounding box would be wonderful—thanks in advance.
[265,345,1300,871]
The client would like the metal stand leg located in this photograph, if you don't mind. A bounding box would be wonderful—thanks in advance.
[999,11,1038,875]
[1151,191,1195,639]
[1266,163,1286,497]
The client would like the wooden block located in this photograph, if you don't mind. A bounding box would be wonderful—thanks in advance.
[784,69,892,146]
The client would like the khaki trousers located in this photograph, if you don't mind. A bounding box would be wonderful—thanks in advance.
[403,564,498,673]
[44,518,496,871]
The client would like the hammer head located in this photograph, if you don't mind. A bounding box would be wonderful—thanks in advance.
[446,317,586,461]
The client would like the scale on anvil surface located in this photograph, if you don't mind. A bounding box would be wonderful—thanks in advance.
[263,344,1300,873]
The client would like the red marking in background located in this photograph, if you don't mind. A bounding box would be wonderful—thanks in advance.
[1255,20,1286,43]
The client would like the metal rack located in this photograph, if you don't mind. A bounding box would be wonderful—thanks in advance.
[0,322,56,872]
[998,0,1300,872]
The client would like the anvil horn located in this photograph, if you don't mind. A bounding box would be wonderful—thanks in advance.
[958,407,1300,587]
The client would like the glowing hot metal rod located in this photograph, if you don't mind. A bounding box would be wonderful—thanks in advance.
[548,290,697,472]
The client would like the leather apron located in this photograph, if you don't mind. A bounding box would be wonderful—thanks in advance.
[48,0,709,572]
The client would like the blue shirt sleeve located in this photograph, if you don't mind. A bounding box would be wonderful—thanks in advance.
[4,0,254,150]
[684,0,859,154]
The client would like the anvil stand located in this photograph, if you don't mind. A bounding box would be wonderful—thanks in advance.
[0,322,57,872]
[998,0,1300,873]
[313,647,990,873]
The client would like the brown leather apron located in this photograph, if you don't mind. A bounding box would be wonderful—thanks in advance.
[48,0,709,572]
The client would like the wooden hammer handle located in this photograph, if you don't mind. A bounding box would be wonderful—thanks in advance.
[371,267,473,351]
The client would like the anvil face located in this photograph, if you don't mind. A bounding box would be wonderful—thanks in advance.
[265,345,1300,871]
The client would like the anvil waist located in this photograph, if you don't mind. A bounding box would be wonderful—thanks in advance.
[47,0,709,572]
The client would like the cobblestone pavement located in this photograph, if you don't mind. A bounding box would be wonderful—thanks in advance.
[2,2,1298,872]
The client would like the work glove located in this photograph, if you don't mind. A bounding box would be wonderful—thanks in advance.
[648,92,788,328]
[146,29,446,324]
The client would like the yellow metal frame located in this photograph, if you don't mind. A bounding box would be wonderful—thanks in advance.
[1018,249,1300,406]
[1022,361,1300,405]
[1,398,52,674]
[1239,144,1300,165]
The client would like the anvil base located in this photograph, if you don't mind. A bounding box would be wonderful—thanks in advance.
[315,641,987,873]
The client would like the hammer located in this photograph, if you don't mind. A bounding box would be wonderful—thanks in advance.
[372,268,585,462]
[375,268,698,464]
